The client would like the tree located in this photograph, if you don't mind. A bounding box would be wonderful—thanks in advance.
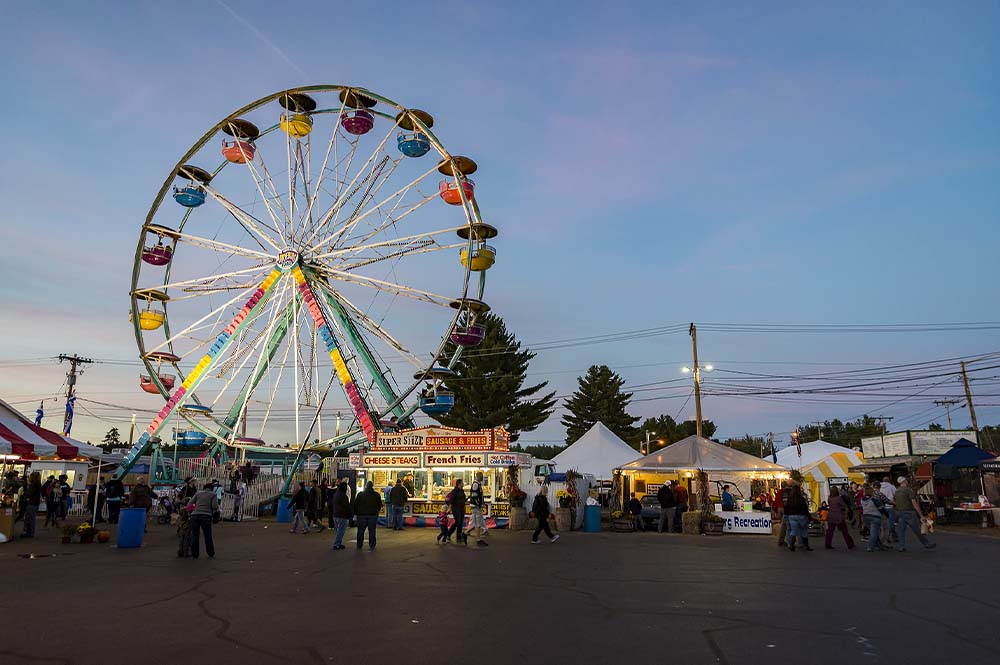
[637,415,719,451]
[927,423,944,431]
[793,416,885,449]
[722,434,767,456]
[512,443,563,460]
[432,312,556,443]
[100,427,122,452]
[562,365,640,444]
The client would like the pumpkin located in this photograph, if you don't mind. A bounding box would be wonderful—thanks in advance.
[96,531,111,543]
[549,513,555,520]
[529,512,535,518]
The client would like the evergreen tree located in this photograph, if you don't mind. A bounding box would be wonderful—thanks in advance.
[432,312,556,442]
[637,415,718,449]
[101,427,122,452]
[562,365,640,444]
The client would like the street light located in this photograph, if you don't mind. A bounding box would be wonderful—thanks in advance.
[682,323,715,438]
[642,430,656,456]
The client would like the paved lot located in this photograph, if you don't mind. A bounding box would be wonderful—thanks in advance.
[1,521,999,665]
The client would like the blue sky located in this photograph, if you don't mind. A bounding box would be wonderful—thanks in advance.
[1,1,998,446]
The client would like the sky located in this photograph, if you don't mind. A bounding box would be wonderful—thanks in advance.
[1,1,998,448]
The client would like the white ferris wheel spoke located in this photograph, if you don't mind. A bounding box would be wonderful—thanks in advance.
[174,231,275,261]
[317,225,467,262]
[150,265,272,295]
[200,183,284,252]
[314,267,454,307]
[307,162,440,253]
[146,282,260,355]
[337,242,466,272]
[302,94,350,234]
[316,281,424,369]
[242,156,291,239]
[298,115,402,250]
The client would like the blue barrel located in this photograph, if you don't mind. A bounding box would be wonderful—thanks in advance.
[116,508,146,548]
[584,505,601,532]
[276,497,291,523]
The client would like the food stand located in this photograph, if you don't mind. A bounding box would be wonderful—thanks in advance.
[617,435,790,534]
[353,425,530,528]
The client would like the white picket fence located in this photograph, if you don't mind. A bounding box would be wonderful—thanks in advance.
[175,458,285,521]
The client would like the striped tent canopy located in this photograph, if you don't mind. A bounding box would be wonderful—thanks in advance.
[0,399,102,460]
[800,449,865,506]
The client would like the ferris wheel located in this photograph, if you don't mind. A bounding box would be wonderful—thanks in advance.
[117,86,497,479]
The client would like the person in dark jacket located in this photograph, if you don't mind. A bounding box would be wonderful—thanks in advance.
[330,481,352,550]
[628,493,644,531]
[388,479,409,531]
[353,481,383,551]
[783,480,812,551]
[187,483,220,560]
[105,477,125,524]
[446,479,468,545]
[57,475,72,519]
[128,477,154,532]
[43,476,60,528]
[20,472,42,539]
[657,481,677,533]
[306,480,325,532]
[530,486,559,544]
[289,482,310,534]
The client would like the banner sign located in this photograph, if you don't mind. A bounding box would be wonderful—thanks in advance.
[861,436,884,459]
[720,512,772,534]
[881,432,910,457]
[373,426,510,452]
[361,453,420,467]
[425,452,486,467]
[348,453,361,469]
[910,430,977,455]
[486,452,528,467]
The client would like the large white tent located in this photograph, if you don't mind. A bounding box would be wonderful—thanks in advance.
[551,422,641,480]
[622,435,789,473]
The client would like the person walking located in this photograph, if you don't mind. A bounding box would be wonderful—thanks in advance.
[57,475,72,520]
[353,481,382,551]
[388,479,408,531]
[43,475,61,528]
[20,472,42,539]
[187,482,219,560]
[306,480,325,532]
[436,500,451,544]
[879,477,898,540]
[330,480,352,550]
[673,482,689,528]
[530,486,559,544]
[783,479,812,551]
[628,493,644,531]
[289,482,310,534]
[230,481,246,522]
[466,471,489,546]
[657,481,677,533]
[893,477,936,552]
[128,477,154,532]
[446,479,468,545]
[105,476,124,524]
[774,482,789,547]
[824,487,856,550]
[861,485,889,552]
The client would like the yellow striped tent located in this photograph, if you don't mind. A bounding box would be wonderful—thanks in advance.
[800,450,865,507]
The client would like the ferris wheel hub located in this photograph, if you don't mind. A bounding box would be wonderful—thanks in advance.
[275,249,300,273]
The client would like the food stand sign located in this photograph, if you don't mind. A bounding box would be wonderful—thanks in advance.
[720,512,773,534]
[881,432,910,457]
[425,452,486,467]
[910,430,977,455]
[486,452,524,467]
[361,453,421,467]
[348,453,361,469]
[374,430,429,450]
[427,433,491,449]
[861,436,885,458]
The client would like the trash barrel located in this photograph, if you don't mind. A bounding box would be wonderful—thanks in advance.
[276,497,291,523]
[584,505,601,532]
[116,508,146,548]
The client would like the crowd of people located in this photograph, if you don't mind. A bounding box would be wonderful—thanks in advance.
[772,476,937,552]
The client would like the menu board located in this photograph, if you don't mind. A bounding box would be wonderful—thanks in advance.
[861,436,884,458]
[910,430,977,455]
[881,432,910,457]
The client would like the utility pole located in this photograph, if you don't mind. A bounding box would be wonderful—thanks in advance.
[874,415,894,434]
[809,421,826,441]
[689,323,703,438]
[934,399,960,429]
[768,432,775,461]
[960,361,978,432]
[58,354,93,436]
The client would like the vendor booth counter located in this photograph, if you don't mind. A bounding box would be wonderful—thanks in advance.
[353,426,528,528]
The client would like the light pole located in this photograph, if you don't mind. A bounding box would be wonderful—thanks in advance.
[682,323,713,438]
[642,431,656,456]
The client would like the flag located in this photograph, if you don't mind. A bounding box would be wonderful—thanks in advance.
[771,442,778,464]
[63,395,76,436]
[35,402,44,426]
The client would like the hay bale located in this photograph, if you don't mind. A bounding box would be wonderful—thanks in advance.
[682,511,702,535]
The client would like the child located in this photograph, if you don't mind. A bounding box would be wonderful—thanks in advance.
[177,504,194,558]
[436,501,451,544]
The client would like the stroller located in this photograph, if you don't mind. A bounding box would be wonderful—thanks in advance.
[157,494,176,525]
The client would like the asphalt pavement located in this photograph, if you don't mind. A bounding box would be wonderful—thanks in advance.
[1,520,998,665]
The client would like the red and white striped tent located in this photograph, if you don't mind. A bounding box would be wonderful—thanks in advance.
[0,399,102,460]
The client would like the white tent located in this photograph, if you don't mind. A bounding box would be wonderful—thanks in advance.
[621,435,789,473]
[551,422,641,480]
[772,440,860,468]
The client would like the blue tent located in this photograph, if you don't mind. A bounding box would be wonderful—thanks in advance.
[936,438,996,468]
